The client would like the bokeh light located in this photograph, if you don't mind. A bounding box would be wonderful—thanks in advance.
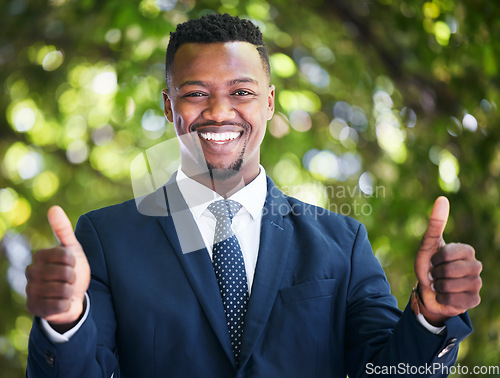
[270,53,296,78]
[1,1,498,375]
[42,50,64,71]
[91,70,118,95]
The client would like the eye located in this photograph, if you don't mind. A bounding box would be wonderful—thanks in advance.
[232,90,253,96]
[183,92,207,98]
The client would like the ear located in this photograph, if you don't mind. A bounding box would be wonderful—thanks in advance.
[267,84,275,121]
[162,89,173,123]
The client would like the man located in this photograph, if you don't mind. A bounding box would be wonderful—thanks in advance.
[26,14,482,377]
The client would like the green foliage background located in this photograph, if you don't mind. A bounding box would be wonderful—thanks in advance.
[1,0,499,376]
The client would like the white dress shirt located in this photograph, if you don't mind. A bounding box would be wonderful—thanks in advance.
[176,166,267,293]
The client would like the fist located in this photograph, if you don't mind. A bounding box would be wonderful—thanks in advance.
[26,206,90,331]
[414,197,482,325]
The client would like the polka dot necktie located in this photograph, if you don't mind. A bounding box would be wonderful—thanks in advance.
[208,199,249,365]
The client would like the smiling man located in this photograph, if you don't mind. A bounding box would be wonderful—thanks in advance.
[163,22,275,194]
[26,14,482,378]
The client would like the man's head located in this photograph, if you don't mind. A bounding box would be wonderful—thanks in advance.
[163,14,275,193]
[165,13,270,88]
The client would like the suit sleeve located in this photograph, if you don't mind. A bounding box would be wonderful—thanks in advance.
[344,223,472,378]
[27,214,119,378]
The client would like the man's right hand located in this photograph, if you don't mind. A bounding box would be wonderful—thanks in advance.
[26,206,91,333]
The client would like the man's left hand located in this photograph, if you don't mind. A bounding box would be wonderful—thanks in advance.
[414,196,482,326]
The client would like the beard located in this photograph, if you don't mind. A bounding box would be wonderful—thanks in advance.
[206,143,246,181]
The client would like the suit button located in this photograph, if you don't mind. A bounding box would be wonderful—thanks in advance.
[438,338,458,358]
[44,350,55,367]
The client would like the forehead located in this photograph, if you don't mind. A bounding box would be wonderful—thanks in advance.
[170,42,267,86]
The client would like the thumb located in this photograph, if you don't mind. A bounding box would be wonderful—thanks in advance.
[48,206,78,247]
[415,196,450,286]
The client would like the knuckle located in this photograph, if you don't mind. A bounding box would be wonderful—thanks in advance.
[473,294,481,307]
[465,244,476,257]
[472,276,483,291]
[25,265,34,280]
[475,260,483,274]
[456,243,475,258]
[466,294,480,309]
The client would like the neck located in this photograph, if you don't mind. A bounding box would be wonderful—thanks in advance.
[208,171,246,198]
[180,166,258,198]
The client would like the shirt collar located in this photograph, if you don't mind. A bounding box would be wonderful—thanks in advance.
[176,166,267,221]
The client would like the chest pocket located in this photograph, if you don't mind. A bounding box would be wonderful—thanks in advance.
[279,278,337,303]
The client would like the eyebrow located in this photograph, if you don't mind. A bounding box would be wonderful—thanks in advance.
[228,78,258,86]
[178,77,258,90]
[178,80,207,89]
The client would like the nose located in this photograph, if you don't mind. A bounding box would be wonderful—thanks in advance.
[202,95,236,122]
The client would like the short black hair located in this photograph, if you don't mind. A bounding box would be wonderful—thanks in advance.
[165,13,270,87]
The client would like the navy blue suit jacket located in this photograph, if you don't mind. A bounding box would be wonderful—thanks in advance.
[27,176,472,377]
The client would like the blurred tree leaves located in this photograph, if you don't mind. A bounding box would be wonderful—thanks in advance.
[1,0,499,376]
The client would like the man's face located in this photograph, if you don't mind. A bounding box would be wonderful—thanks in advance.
[163,42,275,184]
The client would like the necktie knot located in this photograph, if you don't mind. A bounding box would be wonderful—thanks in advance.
[208,199,242,221]
[208,200,242,246]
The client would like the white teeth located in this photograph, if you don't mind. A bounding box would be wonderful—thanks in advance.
[200,132,240,142]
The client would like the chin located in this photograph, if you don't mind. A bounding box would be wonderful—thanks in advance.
[208,159,243,181]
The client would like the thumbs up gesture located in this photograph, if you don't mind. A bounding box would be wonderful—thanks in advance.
[26,206,91,332]
[414,197,482,325]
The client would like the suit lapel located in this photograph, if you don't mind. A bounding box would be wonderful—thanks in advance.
[154,174,236,367]
[239,178,293,367]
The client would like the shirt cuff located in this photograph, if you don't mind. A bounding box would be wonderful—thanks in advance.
[416,312,446,335]
[40,293,90,343]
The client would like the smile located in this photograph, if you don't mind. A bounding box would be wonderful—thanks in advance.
[199,131,241,143]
